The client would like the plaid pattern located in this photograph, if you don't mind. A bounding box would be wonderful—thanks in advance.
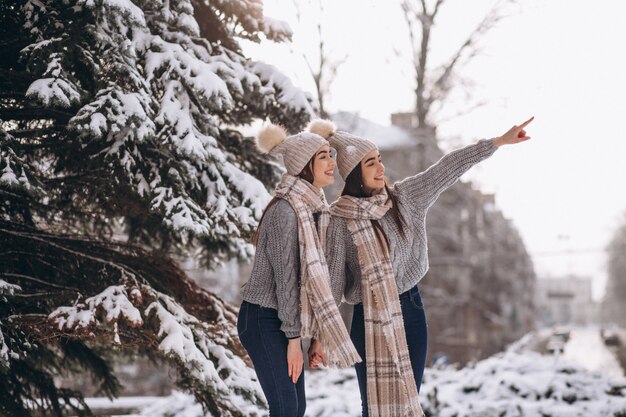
[274,174,362,367]
[331,190,425,417]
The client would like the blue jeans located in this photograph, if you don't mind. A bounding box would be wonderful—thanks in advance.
[237,301,306,417]
[350,285,428,417]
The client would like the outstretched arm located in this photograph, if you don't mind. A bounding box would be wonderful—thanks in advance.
[394,116,534,210]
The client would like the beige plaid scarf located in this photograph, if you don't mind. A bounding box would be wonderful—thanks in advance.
[274,174,361,368]
[331,189,424,417]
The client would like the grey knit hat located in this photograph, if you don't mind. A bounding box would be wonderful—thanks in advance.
[255,124,329,176]
[307,119,378,180]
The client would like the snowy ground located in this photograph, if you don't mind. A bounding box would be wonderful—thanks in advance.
[85,328,626,417]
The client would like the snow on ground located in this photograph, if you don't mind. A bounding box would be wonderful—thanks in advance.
[305,368,361,417]
[563,327,624,379]
[420,348,626,417]
[85,330,626,417]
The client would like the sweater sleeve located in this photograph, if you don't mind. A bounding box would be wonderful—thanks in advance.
[265,200,301,338]
[394,138,497,210]
[326,217,348,306]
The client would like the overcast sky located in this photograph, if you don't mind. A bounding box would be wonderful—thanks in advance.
[245,0,626,300]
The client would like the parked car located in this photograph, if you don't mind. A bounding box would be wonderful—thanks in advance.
[601,328,621,347]
[546,327,571,354]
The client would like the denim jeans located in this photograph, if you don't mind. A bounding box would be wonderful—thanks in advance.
[350,285,428,417]
[237,301,306,417]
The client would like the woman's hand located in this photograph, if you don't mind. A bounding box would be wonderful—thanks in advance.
[307,338,328,369]
[494,116,534,148]
[287,338,304,384]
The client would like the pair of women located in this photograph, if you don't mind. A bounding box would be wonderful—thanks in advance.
[237,117,534,417]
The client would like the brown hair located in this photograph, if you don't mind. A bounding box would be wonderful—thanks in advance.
[341,162,406,246]
[251,155,316,245]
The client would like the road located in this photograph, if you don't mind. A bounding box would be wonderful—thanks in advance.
[562,327,624,379]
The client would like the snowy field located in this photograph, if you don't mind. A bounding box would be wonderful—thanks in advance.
[86,328,626,417]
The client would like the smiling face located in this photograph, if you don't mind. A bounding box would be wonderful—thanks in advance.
[311,145,336,189]
[360,149,385,194]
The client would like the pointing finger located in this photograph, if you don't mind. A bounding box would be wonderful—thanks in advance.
[518,116,535,129]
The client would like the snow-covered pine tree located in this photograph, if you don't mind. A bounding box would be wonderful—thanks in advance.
[0,0,315,415]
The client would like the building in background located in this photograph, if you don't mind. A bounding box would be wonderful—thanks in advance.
[535,276,600,326]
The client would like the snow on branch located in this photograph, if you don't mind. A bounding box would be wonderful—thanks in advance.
[0,323,12,369]
[0,132,43,195]
[262,16,293,42]
[70,86,155,144]
[49,284,143,344]
[15,0,312,265]
[47,280,267,415]
[144,291,267,415]
[25,53,82,108]
[0,279,22,296]
[249,61,317,118]
[150,186,214,235]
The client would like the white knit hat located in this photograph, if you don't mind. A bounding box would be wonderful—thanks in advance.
[307,119,377,181]
[255,124,329,176]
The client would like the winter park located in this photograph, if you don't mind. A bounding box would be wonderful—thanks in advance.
[2,0,626,416]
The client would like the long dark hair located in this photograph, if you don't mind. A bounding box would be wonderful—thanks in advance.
[251,156,316,245]
[341,162,406,245]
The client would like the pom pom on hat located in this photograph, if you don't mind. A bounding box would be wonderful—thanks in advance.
[255,123,329,175]
[256,124,288,153]
[306,119,336,139]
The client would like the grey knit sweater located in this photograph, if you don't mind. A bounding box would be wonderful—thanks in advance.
[327,139,497,305]
[241,199,302,338]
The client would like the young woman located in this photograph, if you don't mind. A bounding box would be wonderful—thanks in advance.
[308,117,534,417]
[237,123,361,417]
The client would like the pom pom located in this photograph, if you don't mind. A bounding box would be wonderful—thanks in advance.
[307,119,336,139]
[256,124,287,153]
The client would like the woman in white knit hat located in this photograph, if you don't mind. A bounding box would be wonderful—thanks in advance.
[309,117,534,417]
[237,124,361,417]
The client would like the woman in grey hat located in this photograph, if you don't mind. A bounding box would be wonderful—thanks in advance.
[309,117,534,417]
[237,124,361,417]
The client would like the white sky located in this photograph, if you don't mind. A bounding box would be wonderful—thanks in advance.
[244,0,626,301]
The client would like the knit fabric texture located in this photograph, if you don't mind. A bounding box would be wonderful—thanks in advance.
[327,138,497,305]
[271,131,328,176]
[241,199,302,337]
[328,130,378,180]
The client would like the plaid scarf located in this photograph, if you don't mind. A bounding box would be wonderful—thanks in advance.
[274,174,361,368]
[331,189,424,417]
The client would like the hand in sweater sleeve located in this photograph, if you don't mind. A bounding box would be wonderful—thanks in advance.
[394,138,497,210]
[326,217,348,306]
[265,201,301,338]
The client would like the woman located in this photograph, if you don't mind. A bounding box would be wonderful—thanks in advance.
[237,123,361,417]
[309,117,534,417]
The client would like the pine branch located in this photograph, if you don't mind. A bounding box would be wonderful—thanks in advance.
[9,126,63,139]
[0,273,77,291]
[0,107,73,122]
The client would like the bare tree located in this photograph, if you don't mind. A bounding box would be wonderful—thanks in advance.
[401,0,514,128]
[293,0,347,118]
